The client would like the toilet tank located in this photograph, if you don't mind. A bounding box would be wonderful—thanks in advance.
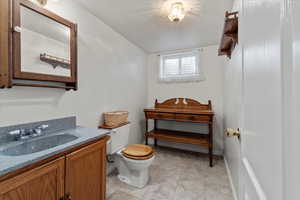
[107,123,130,154]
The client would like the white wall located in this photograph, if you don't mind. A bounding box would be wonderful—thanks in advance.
[223,45,242,200]
[147,45,225,154]
[0,0,147,144]
[223,2,243,200]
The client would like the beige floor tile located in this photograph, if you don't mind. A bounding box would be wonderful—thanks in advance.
[141,183,176,200]
[107,147,234,200]
[173,181,206,200]
[205,187,234,200]
[107,190,140,200]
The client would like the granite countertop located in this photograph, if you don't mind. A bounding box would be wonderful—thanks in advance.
[0,127,110,177]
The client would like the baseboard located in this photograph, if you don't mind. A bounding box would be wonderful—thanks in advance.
[224,157,239,200]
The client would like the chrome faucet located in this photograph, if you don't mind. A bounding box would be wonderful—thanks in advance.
[9,124,49,141]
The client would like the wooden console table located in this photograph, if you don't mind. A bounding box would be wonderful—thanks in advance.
[144,98,214,167]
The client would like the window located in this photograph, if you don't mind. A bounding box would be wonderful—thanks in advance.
[159,51,204,83]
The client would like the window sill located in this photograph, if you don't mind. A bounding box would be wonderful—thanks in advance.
[158,75,206,84]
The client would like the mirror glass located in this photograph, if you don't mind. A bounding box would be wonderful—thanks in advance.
[20,6,71,77]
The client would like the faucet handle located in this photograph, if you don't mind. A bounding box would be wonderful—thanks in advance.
[9,129,22,136]
[37,124,49,130]
[33,124,49,136]
[9,129,27,140]
[9,129,26,136]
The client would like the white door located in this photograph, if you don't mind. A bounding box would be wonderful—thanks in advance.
[281,0,300,199]
[240,0,283,199]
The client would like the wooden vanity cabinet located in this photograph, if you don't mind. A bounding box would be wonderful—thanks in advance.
[0,137,108,200]
[66,140,107,200]
[0,157,65,200]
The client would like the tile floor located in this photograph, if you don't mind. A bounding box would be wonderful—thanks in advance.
[107,147,234,200]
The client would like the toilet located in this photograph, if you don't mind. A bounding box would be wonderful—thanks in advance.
[106,123,155,188]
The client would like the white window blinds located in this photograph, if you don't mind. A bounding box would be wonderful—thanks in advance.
[159,50,204,83]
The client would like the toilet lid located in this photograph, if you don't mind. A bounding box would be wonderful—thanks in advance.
[122,144,154,160]
[123,151,154,160]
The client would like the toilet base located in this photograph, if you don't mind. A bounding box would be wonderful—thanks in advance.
[117,168,150,188]
[115,151,154,188]
[118,175,131,185]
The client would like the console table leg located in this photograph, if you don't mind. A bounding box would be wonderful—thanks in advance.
[145,137,148,145]
[154,119,158,147]
[209,147,213,167]
[145,118,148,145]
[209,123,213,167]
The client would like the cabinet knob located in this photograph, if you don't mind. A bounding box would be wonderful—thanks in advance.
[13,26,22,33]
[66,194,72,200]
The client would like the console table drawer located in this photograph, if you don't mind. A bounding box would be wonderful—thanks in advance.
[146,112,175,120]
[175,114,210,122]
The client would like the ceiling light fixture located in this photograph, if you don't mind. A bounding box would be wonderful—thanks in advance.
[36,0,48,6]
[36,0,60,6]
[168,2,185,22]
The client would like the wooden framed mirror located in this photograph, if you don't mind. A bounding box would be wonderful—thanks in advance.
[12,0,77,85]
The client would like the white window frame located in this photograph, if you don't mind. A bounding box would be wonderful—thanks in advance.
[159,50,205,83]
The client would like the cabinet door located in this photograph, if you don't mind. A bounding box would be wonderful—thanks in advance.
[0,157,65,200]
[66,139,107,200]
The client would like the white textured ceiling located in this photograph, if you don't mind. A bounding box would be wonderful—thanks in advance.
[75,0,233,53]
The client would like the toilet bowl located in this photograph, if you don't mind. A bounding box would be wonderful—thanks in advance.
[105,123,155,188]
[115,147,155,188]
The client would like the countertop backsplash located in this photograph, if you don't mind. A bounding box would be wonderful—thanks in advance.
[0,117,76,145]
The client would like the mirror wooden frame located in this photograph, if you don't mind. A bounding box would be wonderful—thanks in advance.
[12,0,77,83]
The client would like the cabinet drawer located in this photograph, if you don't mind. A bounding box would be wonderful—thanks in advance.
[175,114,210,122]
[146,112,175,120]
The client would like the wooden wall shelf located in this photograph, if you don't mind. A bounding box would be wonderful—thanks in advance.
[218,11,238,59]
[99,122,130,130]
[40,53,71,69]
